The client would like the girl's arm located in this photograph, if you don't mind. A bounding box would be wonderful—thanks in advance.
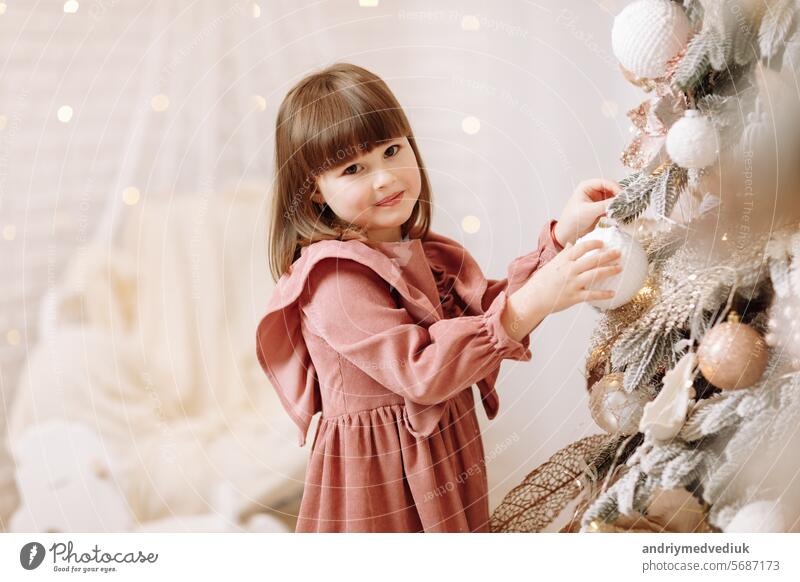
[300,257,533,407]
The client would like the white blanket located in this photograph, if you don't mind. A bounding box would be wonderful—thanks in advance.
[7,191,306,530]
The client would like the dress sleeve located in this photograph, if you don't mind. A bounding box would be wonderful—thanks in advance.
[482,218,564,310]
[299,257,532,406]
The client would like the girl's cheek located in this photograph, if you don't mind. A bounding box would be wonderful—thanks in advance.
[404,166,422,197]
[399,152,422,193]
[342,185,372,215]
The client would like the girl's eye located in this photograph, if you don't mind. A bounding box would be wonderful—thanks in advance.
[384,144,400,157]
[342,164,360,176]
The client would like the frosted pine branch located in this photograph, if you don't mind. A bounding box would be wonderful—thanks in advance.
[759,0,797,60]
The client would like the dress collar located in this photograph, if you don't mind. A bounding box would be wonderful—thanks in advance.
[369,233,412,244]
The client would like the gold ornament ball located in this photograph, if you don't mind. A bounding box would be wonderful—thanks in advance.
[589,372,651,435]
[697,321,769,390]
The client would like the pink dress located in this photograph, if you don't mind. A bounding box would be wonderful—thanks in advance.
[256,220,563,532]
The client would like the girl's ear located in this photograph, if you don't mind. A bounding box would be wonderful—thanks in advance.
[311,189,325,204]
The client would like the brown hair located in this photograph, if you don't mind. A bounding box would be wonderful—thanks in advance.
[268,62,432,281]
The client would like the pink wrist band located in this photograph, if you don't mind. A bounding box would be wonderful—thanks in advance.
[551,221,564,250]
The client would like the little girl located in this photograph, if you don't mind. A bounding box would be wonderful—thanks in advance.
[256,63,622,533]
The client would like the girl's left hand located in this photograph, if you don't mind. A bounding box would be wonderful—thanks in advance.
[554,178,620,247]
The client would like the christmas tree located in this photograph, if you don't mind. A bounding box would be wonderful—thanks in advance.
[491,0,800,533]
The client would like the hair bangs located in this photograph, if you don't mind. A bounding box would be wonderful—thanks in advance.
[293,83,411,182]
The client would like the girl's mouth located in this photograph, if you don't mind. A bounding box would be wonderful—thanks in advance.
[375,190,404,207]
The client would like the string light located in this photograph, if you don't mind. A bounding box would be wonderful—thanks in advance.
[461,215,480,234]
[461,116,480,135]
[122,187,140,205]
[151,94,169,112]
[461,15,480,30]
[57,105,73,123]
[7,329,21,346]
[252,95,267,112]
[636,284,655,299]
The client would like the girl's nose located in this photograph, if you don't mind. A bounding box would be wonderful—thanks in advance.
[372,168,394,190]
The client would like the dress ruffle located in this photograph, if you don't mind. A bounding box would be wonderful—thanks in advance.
[428,260,464,318]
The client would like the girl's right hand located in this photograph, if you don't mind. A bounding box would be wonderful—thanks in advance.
[530,239,622,314]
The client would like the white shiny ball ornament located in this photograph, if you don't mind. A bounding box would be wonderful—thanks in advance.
[666,110,719,169]
[575,226,649,310]
[766,295,800,370]
[611,0,692,79]
[589,373,652,435]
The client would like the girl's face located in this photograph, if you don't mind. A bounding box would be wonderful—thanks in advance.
[313,137,422,242]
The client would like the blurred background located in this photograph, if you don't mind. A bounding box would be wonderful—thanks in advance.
[0,0,638,532]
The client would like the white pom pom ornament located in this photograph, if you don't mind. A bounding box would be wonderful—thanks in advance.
[666,110,718,169]
[575,225,649,310]
[612,0,692,79]
[725,500,787,533]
